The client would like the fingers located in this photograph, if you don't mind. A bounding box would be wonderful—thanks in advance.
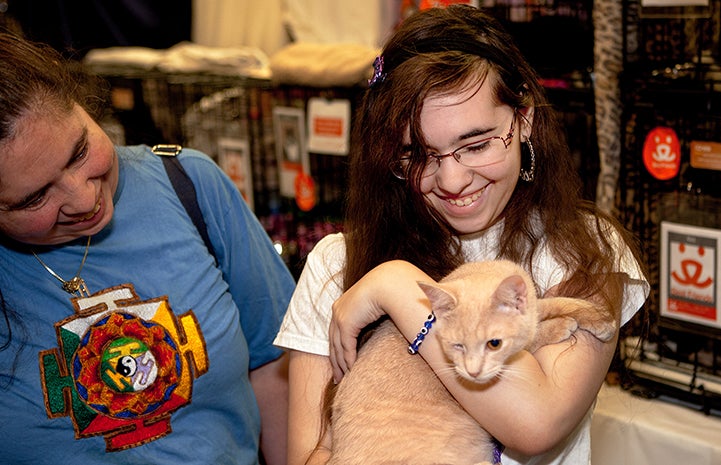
[328,319,358,384]
[328,321,345,383]
[341,331,357,374]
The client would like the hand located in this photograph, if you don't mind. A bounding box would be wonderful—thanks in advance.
[328,268,388,383]
[328,260,434,383]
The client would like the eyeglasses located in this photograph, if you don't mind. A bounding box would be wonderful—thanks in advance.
[390,115,515,180]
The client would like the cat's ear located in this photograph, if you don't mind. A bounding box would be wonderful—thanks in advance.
[493,275,529,314]
[417,281,457,317]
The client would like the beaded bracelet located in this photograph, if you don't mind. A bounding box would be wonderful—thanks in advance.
[492,438,505,464]
[408,313,436,355]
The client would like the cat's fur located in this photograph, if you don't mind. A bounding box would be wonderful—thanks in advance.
[325,260,616,465]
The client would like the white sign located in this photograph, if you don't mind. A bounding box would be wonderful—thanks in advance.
[218,138,253,210]
[273,106,310,198]
[660,221,721,330]
[307,97,350,156]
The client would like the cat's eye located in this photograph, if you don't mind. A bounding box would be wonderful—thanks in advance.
[452,343,465,352]
[486,339,502,350]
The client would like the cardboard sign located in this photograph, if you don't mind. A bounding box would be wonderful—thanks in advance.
[643,127,681,180]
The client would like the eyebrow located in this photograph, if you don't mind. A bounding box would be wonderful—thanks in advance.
[401,119,501,155]
[456,125,496,143]
[0,127,88,211]
[409,126,497,154]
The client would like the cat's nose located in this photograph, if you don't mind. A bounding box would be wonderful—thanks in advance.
[465,368,481,378]
[463,360,483,379]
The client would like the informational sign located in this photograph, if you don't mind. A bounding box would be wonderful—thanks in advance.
[307,97,351,156]
[218,137,253,210]
[660,221,721,330]
[273,106,310,198]
[690,140,721,171]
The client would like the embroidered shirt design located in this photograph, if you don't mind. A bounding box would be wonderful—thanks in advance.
[39,284,208,451]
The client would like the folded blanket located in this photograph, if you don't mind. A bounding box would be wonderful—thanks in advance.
[84,42,271,79]
[270,42,378,87]
[84,46,166,70]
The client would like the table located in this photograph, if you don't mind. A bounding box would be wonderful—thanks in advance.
[591,384,721,465]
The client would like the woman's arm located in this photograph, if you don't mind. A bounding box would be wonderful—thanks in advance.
[250,353,290,465]
[287,350,334,465]
[330,260,623,455]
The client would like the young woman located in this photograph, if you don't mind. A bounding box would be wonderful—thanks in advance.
[0,33,295,464]
[274,5,648,465]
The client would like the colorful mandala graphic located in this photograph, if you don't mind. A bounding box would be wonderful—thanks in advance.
[73,312,181,418]
[39,284,208,451]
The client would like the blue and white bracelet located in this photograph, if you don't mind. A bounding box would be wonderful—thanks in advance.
[407,313,436,355]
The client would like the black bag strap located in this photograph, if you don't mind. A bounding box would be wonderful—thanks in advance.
[153,144,217,263]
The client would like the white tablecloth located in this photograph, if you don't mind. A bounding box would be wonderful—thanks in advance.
[591,384,721,465]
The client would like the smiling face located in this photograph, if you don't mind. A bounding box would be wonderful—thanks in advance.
[415,75,529,235]
[0,102,118,245]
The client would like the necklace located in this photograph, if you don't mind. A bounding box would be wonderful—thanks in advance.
[32,236,92,297]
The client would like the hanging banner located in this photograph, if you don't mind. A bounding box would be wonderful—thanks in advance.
[643,126,681,180]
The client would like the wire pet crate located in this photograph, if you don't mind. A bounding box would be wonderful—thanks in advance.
[617,1,721,414]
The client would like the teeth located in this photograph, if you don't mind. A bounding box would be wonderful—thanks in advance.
[77,202,101,222]
[448,191,481,206]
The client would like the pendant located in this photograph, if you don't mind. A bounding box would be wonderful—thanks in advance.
[62,276,90,297]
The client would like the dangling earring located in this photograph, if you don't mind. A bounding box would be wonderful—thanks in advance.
[520,139,536,182]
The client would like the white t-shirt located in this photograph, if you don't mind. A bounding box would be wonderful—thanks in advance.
[274,221,649,465]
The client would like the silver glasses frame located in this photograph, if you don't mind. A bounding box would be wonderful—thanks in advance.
[391,114,516,180]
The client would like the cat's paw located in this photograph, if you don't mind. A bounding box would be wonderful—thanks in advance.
[550,316,578,340]
[529,317,578,351]
[578,317,617,342]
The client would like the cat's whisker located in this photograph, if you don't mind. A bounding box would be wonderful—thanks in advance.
[430,362,462,378]
[497,365,537,385]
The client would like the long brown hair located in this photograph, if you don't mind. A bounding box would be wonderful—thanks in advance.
[343,5,641,307]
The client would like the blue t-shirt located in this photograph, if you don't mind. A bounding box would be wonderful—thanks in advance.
[0,145,295,464]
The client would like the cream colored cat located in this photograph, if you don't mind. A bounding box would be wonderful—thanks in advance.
[325,259,616,465]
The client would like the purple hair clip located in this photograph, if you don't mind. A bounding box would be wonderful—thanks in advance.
[368,55,385,87]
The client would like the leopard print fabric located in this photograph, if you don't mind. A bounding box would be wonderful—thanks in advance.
[593,0,624,213]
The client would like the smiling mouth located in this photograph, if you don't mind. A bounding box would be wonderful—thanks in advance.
[447,188,485,207]
[71,200,101,223]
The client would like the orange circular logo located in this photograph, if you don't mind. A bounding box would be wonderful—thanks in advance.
[295,172,316,212]
[643,126,681,180]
